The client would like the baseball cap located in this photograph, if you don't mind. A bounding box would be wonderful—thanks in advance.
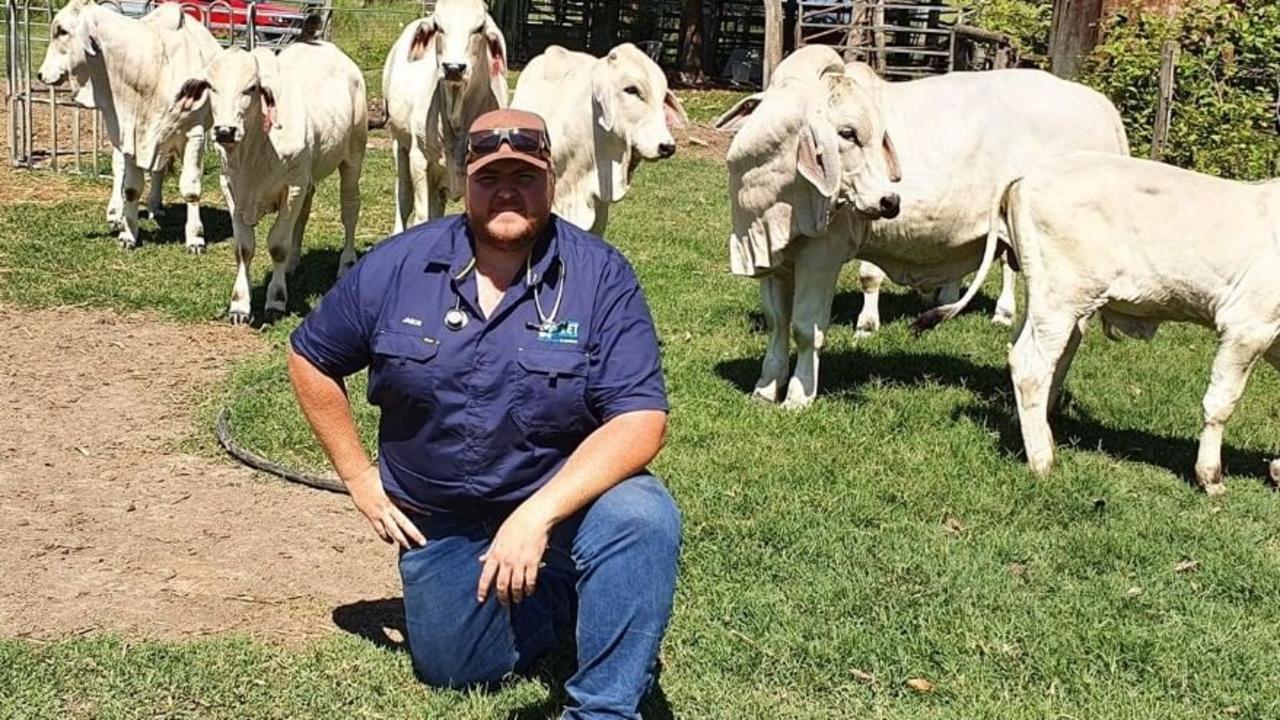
[465,108,552,174]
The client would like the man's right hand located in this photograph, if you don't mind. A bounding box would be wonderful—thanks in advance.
[347,464,426,550]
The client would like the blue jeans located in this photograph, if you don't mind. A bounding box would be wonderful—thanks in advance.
[398,474,681,720]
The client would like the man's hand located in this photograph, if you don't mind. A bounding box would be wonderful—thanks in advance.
[347,464,425,550]
[477,503,553,606]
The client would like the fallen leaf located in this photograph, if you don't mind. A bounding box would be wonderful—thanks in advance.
[1175,559,1200,573]
[687,137,709,147]
[906,678,934,693]
[1009,563,1027,578]
[1224,706,1241,716]
[943,517,965,536]
[73,446,89,457]
[850,668,876,684]
[1126,586,1143,598]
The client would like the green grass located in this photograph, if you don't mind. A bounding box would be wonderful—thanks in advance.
[6,90,1280,718]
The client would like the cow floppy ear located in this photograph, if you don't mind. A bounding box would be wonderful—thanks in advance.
[484,17,508,105]
[882,130,902,182]
[76,10,100,57]
[796,117,841,198]
[591,57,617,133]
[663,89,688,130]
[408,18,436,62]
[172,77,210,113]
[713,93,762,133]
[259,84,278,132]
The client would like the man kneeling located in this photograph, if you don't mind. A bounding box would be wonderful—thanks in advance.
[288,108,680,719]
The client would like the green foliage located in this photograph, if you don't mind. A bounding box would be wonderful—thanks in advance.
[1081,0,1280,179]
[950,0,1053,58]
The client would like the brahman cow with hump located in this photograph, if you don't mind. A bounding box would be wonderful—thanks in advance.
[173,41,367,324]
[918,152,1280,496]
[717,45,1128,409]
[511,43,688,235]
[38,0,220,252]
[382,0,507,231]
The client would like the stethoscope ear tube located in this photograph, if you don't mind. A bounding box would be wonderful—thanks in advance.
[442,253,565,332]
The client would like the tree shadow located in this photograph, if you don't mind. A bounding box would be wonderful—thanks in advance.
[331,597,408,652]
[716,346,1276,486]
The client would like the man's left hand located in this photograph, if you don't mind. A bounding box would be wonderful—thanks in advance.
[477,504,553,606]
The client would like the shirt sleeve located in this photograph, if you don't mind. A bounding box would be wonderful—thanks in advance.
[289,257,376,379]
[587,255,668,422]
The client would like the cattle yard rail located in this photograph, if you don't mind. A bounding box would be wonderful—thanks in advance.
[4,0,346,172]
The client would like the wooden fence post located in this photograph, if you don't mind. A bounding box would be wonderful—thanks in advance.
[1150,40,1179,161]
[763,0,782,87]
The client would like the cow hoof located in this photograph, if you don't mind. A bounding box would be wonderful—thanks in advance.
[750,388,780,405]
[261,308,285,326]
[186,244,205,255]
[118,237,138,250]
[107,219,123,233]
[1270,459,1280,487]
[1202,480,1226,497]
[992,310,1014,327]
[855,318,880,337]
[780,397,814,411]
[147,207,167,220]
[228,310,252,326]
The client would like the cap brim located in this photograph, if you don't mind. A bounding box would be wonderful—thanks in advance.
[466,144,551,175]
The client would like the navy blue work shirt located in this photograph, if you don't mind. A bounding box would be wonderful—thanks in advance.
[290,214,667,517]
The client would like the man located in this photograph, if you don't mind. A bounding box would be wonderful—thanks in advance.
[287,108,680,719]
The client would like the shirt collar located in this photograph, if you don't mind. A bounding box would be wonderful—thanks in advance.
[422,214,563,284]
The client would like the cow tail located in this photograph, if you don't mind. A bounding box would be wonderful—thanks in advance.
[912,179,1012,335]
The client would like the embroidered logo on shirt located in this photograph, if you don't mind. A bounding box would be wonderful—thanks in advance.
[537,320,580,345]
[401,317,423,327]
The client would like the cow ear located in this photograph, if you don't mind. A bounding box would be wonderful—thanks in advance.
[259,84,278,133]
[882,130,902,182]
[484,17,508,105]
[713,93,763,133]
[408,18,436,62]
[172,77,210,113]
[663,89,688,130]
[77,10,99,57]
[590,60,616,133]
[796,119,840,198]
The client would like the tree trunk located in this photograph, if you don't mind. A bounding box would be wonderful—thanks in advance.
[1049,0,1104,79]
[678,0,705,85]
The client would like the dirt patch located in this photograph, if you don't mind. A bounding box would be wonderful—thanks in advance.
[0,163,108,206]
[676,123,733,163]
[0,305,400,643]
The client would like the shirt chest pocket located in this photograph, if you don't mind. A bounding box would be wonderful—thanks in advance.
[512,348,591,438]
[367,330,440,409]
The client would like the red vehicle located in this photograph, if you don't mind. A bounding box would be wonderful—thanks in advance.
[116,0,325,47]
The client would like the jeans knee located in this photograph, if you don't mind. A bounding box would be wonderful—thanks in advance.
[603,478,682,557]
[410,650,511,691]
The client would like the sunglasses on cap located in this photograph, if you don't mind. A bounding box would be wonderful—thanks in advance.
[466,127,551,159]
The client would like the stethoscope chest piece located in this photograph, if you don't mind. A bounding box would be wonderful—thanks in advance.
[444,307,469,332]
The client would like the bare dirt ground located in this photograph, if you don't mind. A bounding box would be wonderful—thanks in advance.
[0,305,401,643]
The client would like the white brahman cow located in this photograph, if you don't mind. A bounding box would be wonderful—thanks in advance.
[717,45,1128,409]
[173,41,367,324]
[38,0,219,252]
[511,43,688,235]
[382,0,507,231]
[918,152,1280,496]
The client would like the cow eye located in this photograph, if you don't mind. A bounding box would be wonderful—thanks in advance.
[243,85,257,96]
[624,85,643,99]
[53,25,67,38]
[838,127,861,144]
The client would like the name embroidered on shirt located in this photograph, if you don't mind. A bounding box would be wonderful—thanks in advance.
[401,317,423,327]
[537,320,580,344]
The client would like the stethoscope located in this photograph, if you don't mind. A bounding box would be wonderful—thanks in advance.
[443,252,566,332]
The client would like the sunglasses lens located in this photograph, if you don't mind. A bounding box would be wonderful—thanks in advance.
[469,132,502,153]
[508,130,543,153]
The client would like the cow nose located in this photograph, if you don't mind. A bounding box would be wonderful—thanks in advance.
[657,142,676,158]
[213,126,237,143]
[879,193,901,219]
[442,62,466,79]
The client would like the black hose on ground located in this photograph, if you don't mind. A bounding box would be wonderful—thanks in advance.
[215,405,348,494]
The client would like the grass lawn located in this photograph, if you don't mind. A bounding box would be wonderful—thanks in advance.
[5,89,1280,718]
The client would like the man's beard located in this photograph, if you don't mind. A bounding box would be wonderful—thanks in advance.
[470,211,548,253]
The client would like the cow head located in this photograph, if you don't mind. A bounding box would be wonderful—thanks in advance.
[408,0,506,93]
[720,70,901,276]
[173,47,277,149]
[590,43,688,162]
[38,0,99,89]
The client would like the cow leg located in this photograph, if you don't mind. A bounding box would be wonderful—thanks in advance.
[118,158,143,250]
[393,138,413,233]
[262,186,307,324]
[993,258,1017,326]
[179,127,206,253]
[228,214,256,324]
[106,148,125,231]
[936,282,961,306]
[1009,309,1082,475]
[147,165,166,220]
[753,268,794,404]
[286,184,315,276]
[855,261,884,336]
[1048,315,1089,415]
[1195,333,1268,496]
[409,145,439,226]
[337,150,364,276]
[784,234,845,410]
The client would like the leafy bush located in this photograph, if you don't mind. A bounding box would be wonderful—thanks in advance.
[950,0,1053,58]
[1080,0,1280,179]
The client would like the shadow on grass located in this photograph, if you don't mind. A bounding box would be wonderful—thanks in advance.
[242,247,347,328]
[330,597,675,719]
[716,346,1275,486]
[745,287,996,334]
[84,205,234,248]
